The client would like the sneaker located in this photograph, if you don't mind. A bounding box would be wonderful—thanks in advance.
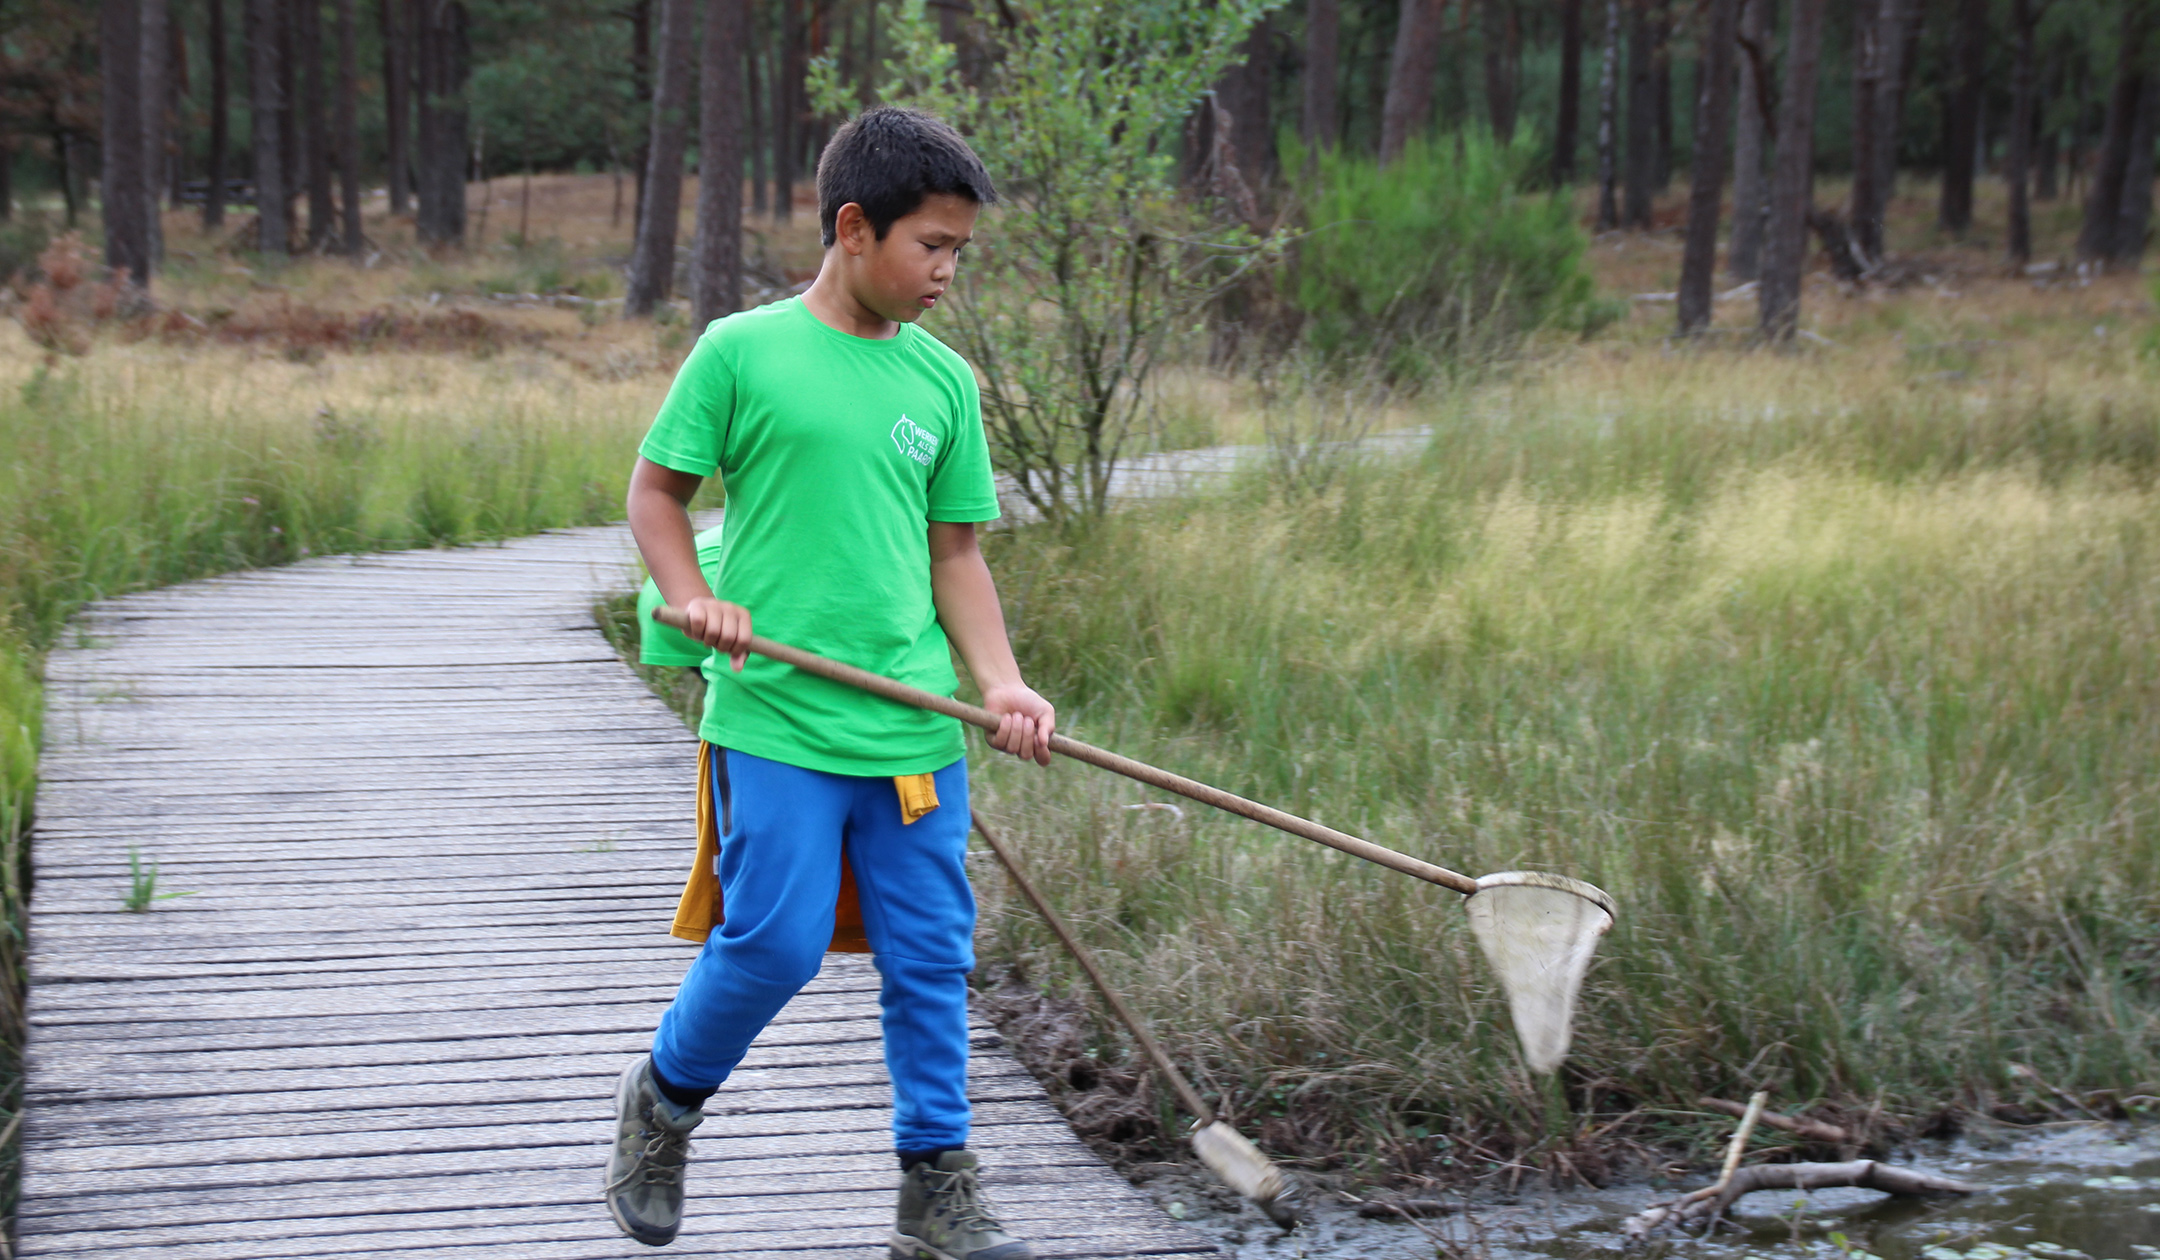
[604,1056,704,1247]
[890,1150,1035,1260]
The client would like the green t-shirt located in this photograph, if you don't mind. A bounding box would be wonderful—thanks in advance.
[636,522,730,668]
[637,297,1000,775]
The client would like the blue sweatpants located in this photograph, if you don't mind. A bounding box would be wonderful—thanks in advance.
[650,750,976,1151]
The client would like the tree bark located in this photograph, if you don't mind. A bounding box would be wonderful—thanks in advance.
[1596,0,1621,226]
[1483,0,1519,141]
[278,0,299,238]
[207,0,230,228]
[1652,10,1673,190]
[413,0,469,246]
[379,0,408,214]
[1623,0,1655,225]
[1939,0,1987,232]
[1556,0,1583,180]
[1758,0,1823,340]
[334,0,361,253]
[103,0,154,285]
[692,0,747,326]
[248,0,287,252]
[1728,0,1770,277]
[2036,53,2060,200]
[1678,0,1738,333]
[2079,4,2147,264]
[774,0,801,218]
[1220,19,1276,192]
[298,0,330,247]
[1304,0,1340,148]
[2115,74,2159,261]
[1848,0,1911,260]
[747,29,768,216]
[630,0,652,229]
[1848,0,1880,254]
[1380,0,1443,163]
[627,0,696,315]
[141,0,169,262]
[2007,0,2037,261]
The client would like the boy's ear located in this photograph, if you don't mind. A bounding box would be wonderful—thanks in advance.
[834,202,872,256]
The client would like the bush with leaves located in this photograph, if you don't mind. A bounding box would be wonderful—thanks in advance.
[819,0,1286,523]
[1288,132,1603,379]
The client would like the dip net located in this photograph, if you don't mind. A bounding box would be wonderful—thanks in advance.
[1466,872,1615,1074]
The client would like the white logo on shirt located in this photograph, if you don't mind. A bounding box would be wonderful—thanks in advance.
[891,415,940,467]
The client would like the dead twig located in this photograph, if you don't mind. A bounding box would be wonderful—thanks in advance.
[1698,1096,1851,1144]
[1621,1160,1978,1237]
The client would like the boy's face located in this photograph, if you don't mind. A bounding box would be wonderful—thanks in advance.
[838,193,981,325]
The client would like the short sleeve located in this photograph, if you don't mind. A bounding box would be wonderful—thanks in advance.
[638,331,736,476]
[925,369,999,523]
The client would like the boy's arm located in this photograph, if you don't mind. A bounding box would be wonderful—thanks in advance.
[929,521,1055,766]
[627,456,752,671]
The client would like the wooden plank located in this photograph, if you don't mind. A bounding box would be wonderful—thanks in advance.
[21,526,1207,1259]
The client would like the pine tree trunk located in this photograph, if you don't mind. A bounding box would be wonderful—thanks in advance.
[630,0,652,229]
[692,0,747,326]
[379,0,408,215]
[1652,9,1673,190]
[1221,19,1275,194]
[2007,0,2036,261]
[1758,0,1823,339]
[1848,0,1880,254]
[1623,0,1655,225]
[2036,54,2060,200]
[278,0,299,240]
[2115,75,2158,261]
[298,0,330,247]
[414,0,468,246]
[335,0,361,253]
[1482,0,1518,141]
[103,0,154,285]
[0,139,11,220]
[1939,0,1986,232]
[1595,0,1621,226]
[1380,0,1442,163]
[774,0,801,218]
[1678,0,1738,333]
[2079,5,2146,263]
[627,0,696,315]
[1728,0,1770,278]
[1303,0,1340,148]
[1555,0,1583,180]
[248,0,288,252]
[207,0,229,228]
[747,29,767,216]
[141,0,169,263]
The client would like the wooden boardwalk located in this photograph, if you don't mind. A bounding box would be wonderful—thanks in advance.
[22,527,1215,1259]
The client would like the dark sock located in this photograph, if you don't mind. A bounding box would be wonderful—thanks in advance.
[898,1146,963,1170]
[648,1058,716,1111]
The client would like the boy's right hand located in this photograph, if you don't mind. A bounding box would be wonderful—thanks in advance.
[680,597,754,672]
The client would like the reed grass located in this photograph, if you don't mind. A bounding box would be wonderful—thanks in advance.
[959,345,2160,1181]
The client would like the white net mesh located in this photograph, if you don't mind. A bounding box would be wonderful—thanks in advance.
[1466,872,1615,1074]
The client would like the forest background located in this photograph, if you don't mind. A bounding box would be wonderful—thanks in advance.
[3,0,2160,1241]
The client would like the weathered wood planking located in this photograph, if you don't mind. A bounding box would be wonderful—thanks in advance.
[24,528,1213,1259]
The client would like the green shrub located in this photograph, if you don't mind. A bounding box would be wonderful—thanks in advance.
[1288,132,1597,377]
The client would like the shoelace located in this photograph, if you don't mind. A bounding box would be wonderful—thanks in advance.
[924,1166,1006,1234]
[605,1109,692,1194]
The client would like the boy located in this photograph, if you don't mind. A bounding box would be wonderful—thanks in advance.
[609,107,1055,1260]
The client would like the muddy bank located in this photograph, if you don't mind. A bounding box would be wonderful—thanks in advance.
[1127,1123,2160,1260]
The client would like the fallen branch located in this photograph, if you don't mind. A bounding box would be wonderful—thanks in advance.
[1699,1096,1851,1144]
[1622,1161,1977,1238]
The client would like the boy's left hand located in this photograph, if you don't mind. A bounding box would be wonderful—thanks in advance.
[981,683,1056,766]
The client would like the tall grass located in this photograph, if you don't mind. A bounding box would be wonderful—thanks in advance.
[963,356,2160,1180]
[0,333,661,1221]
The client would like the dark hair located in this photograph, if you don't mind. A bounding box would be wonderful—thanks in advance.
[816,107,997,249]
